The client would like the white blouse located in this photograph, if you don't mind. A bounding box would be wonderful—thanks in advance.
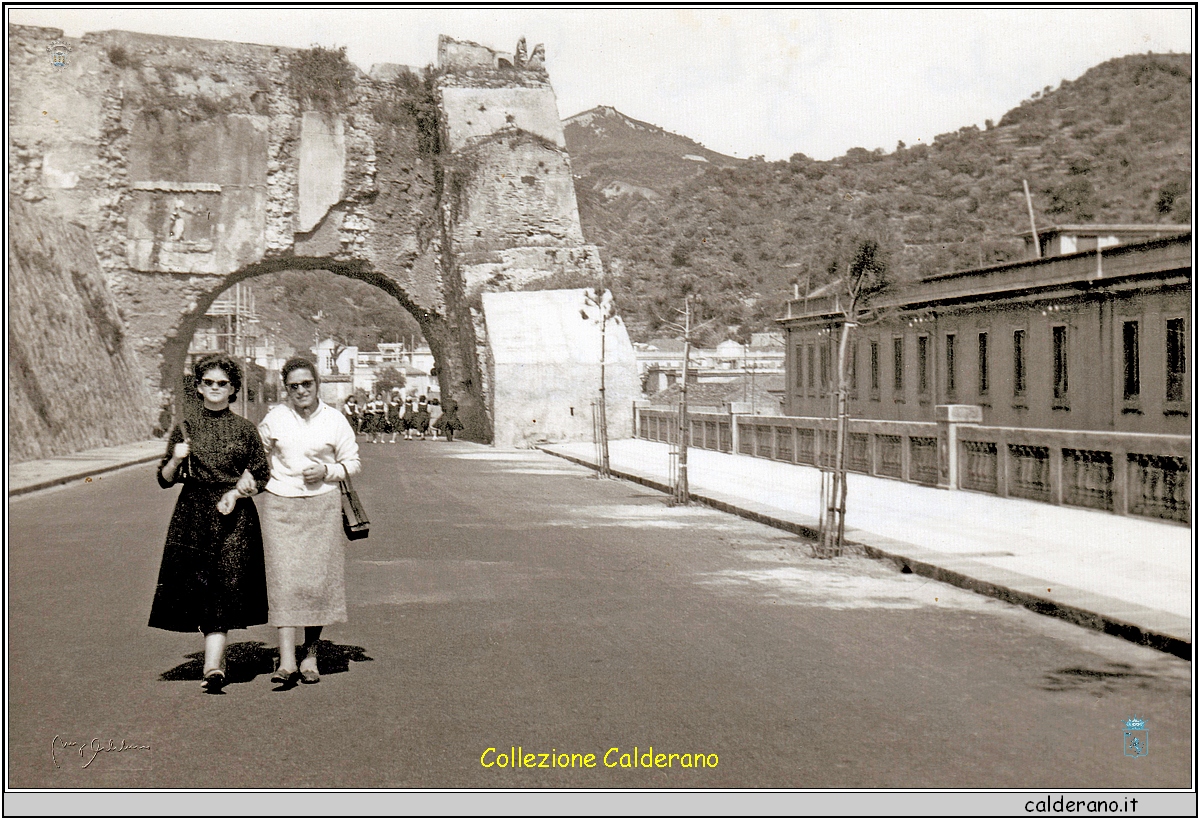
[259,400,361,497]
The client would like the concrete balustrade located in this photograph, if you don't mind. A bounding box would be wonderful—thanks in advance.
[632,403,1190,524]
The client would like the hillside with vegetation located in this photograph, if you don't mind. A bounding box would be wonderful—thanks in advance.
[248,270,426,357]
[565,53,1191,344]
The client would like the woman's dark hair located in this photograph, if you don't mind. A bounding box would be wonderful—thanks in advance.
[193,354,242,402]
[281,356,319,387]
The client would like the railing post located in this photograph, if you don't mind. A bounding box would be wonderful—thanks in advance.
[1049,446,1064,506]
[1111,447,1129,516]
[901,435,912,483]
[936,406,983,491]
[996,432,1010,498]
[729,402,751,457]
[869,432,879,476]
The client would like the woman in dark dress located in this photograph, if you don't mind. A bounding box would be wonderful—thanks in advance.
[151,354,270,692]
[400,397,418,440]
[414,395,431,440]
[433,397,465,442]
[386,388,404,443]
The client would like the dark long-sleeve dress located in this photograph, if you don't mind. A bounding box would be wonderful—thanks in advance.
[149,407,271,634]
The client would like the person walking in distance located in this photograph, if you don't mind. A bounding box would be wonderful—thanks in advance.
[257,358,361,685]
[342,394,362,438]
[433,397,465,442]
[401,396,417,440]
[363,392,386,444]
[414,395,432,440]
[150,354,270,693]
[387,387,404,443]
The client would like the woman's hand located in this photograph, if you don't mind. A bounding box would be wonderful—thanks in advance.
[217,488,240,515]
[172,441,191,461]
[302,462,329,484]
[235,469,257,497]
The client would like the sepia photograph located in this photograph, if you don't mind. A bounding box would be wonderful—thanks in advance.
[5,5,1194,815]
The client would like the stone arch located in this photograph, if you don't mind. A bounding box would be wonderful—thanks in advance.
[158,254,492,443]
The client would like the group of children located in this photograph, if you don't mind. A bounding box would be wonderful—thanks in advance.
[342,389,464,444]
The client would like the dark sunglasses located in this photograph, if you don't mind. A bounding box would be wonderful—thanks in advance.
[200,378,231,388]
[286,380,316,392]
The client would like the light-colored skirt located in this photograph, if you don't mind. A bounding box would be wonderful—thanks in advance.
[260,490,347,627]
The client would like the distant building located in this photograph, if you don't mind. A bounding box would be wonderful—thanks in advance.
[778,230,1191,436]
[635,335,785,397]
[350,340,439,399]
[1022,223,1188,260]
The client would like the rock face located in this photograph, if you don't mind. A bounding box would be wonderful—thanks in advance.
[8,197,158,461]
[8,25,607,451]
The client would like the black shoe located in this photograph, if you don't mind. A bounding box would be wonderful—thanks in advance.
[202,669,226,692]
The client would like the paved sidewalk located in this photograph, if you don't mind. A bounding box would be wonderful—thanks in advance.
[8,440,165,496]
[542,439,1192,658]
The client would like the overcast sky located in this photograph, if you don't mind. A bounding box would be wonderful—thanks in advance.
[10,6,1193,161]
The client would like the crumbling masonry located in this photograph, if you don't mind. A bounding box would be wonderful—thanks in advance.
[9,26,604,449]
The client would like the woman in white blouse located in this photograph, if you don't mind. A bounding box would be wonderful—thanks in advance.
[258,357,361,684]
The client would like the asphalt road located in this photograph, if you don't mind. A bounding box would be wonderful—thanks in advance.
[8,439,1191,789]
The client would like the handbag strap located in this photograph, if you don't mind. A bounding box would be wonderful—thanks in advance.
[177,419,194,475]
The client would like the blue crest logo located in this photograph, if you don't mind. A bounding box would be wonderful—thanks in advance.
[48,41,71,69]
[1123,716,1148,757]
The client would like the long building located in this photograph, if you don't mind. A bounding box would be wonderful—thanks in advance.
[778,229,1190,437]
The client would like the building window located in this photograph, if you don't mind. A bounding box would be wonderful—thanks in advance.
[794,344,803,388]
[945,334,956,397]
[870,341,880,392]
[820,344,830,391]
[1166,318,1186,403]
[1122,321,1140,400]
[1052,325,1068,403]
[893,337,904,394]
[1013,330,1026,397]
[977,332,989,395]
[806,345,815,390]
[917,335,929,394]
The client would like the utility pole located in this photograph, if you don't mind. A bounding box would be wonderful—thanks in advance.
[584,286,614,478]
[656,297,715,507]
[675,297,692,505]
[1023,179,1041,259]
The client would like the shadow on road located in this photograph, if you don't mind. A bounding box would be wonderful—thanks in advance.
[157,640,374,686]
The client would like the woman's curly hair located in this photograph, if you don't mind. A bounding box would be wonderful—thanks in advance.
[193,354,243,402]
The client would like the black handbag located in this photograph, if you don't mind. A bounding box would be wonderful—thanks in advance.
[339,474,370,540]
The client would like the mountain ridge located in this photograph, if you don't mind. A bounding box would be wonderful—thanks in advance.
[565,53,1191,344]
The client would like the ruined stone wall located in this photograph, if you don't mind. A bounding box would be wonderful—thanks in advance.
[8,197,157,461]
[482,289,637,448]
[9,25,607,453]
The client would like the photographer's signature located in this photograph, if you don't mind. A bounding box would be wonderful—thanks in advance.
[52,735,150,768]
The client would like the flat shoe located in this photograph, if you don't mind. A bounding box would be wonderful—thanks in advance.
[202,669,226,691]
[270,668,297,684]
[299,668,320,684]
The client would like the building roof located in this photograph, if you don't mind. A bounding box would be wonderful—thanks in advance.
[649,374,785,408]
[1022,223,1190,237]
[643,337,686,353]
[779,232,1191,324]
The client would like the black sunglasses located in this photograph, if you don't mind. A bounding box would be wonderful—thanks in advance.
[286,380,316,392]
[201,378,231,388]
